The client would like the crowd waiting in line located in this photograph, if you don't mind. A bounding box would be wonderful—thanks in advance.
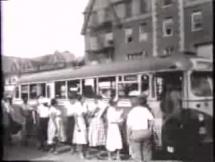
[2,94,157,162]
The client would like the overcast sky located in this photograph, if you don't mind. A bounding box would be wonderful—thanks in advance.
[2,0,88,58]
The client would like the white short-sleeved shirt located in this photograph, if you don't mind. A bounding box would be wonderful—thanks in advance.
[49,106,61,117]
[127,106,154,130]
[37,104,49,118]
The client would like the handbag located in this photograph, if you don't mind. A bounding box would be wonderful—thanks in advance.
[130,129,152,142]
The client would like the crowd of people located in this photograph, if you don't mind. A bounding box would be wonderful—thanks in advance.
[2,94,157,162]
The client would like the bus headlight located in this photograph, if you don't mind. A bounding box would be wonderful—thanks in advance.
[167,146,175,153]
[198,113,204,122]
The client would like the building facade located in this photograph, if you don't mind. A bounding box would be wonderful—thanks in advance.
[82,0,213,63]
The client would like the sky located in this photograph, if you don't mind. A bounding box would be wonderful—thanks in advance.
[2,0,88,58]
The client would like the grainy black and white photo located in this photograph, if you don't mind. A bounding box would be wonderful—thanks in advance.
[1,0,213,162]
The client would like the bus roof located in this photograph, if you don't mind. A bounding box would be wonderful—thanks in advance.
[18,55,211,84]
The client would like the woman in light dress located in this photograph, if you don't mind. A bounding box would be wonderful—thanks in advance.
[106,99,124,160]
[72,96,88,159]
[88,97,107,149]
[47,98,62,152]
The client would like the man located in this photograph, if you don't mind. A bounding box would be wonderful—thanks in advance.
[127,95,154,162]
[36,97,50,150]
[64,97,76,152]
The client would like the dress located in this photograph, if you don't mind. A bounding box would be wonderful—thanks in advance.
[47,106,61,145]
[106,106,123,151]
[88,100,107,147]
[72,101,87,145]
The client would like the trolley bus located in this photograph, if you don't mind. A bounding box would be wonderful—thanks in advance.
[13,54,213,159]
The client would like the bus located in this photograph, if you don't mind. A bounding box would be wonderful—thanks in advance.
[13,54,213,159]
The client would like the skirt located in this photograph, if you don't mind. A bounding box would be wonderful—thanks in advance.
[106,123,123,151]
[88,118,106,147]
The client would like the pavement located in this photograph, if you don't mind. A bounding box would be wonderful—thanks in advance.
[2,137,182,162]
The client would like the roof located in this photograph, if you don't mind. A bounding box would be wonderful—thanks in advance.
[18,55,197,84]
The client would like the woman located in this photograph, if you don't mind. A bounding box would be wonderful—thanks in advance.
[47,98,61,152]
[72,96,88,159]
[127,95,154,162]
[88,97,107,150]
[106,99,123,160]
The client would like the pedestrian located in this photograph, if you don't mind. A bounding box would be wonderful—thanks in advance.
[20,97,35,146]
[106,99,123,160]
[64,96,76,152]
[2,98,11,145]
[72,95,88,159]
[36,97,50,150]
[88,96,107,157]
[47,98,61,152]
[127,95,154,162]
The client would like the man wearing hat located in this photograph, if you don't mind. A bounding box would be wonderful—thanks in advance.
[127,94,154,162]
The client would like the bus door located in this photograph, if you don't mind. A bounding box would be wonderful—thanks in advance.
[153,71,183,148]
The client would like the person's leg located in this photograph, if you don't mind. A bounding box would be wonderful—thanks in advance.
[116,150,121,160]
[130,141,142,162]
[142,140,152,162]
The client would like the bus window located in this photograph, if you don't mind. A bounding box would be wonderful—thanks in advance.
[191,71,213,97]
[38,83,46,97]
[47,85,50,98]
[68,80,80,98]
[98,76,116,99]
[30,84,37,99]
[55,81,66,99]
[82,78,97,98]
[118,83,138,97]
[118,74,139,97]
[141,74,149,96]
[15,86,20,98]
[21,85,28,100]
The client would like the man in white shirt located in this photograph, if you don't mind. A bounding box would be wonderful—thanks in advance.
[127,95,154,162]
[37,97,50,150]
[64,98,76,151]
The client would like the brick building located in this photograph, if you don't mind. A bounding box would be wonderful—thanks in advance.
[81,0,213,63]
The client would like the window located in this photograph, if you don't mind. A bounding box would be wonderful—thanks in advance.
[125,28,133,43]
[38,83,46,97]
[126,0,132,17]
[118,74,139,97]
[139,23,148,41]
[163,0,172,7]
[127,52,146,60]
[98,76,116,99]
[30,84,37,99]
[68,80,81,98]
[163,46,174,56]
[55,81,66,99]
[15,86,20,98]
[191,71,213,97]
[141,74,149,96]
[163,18,173,37]
[82,78,97,98]
[191,11,203,31]
[104,32,114,47]
[21,85,28,100]
[140,0,147,13]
